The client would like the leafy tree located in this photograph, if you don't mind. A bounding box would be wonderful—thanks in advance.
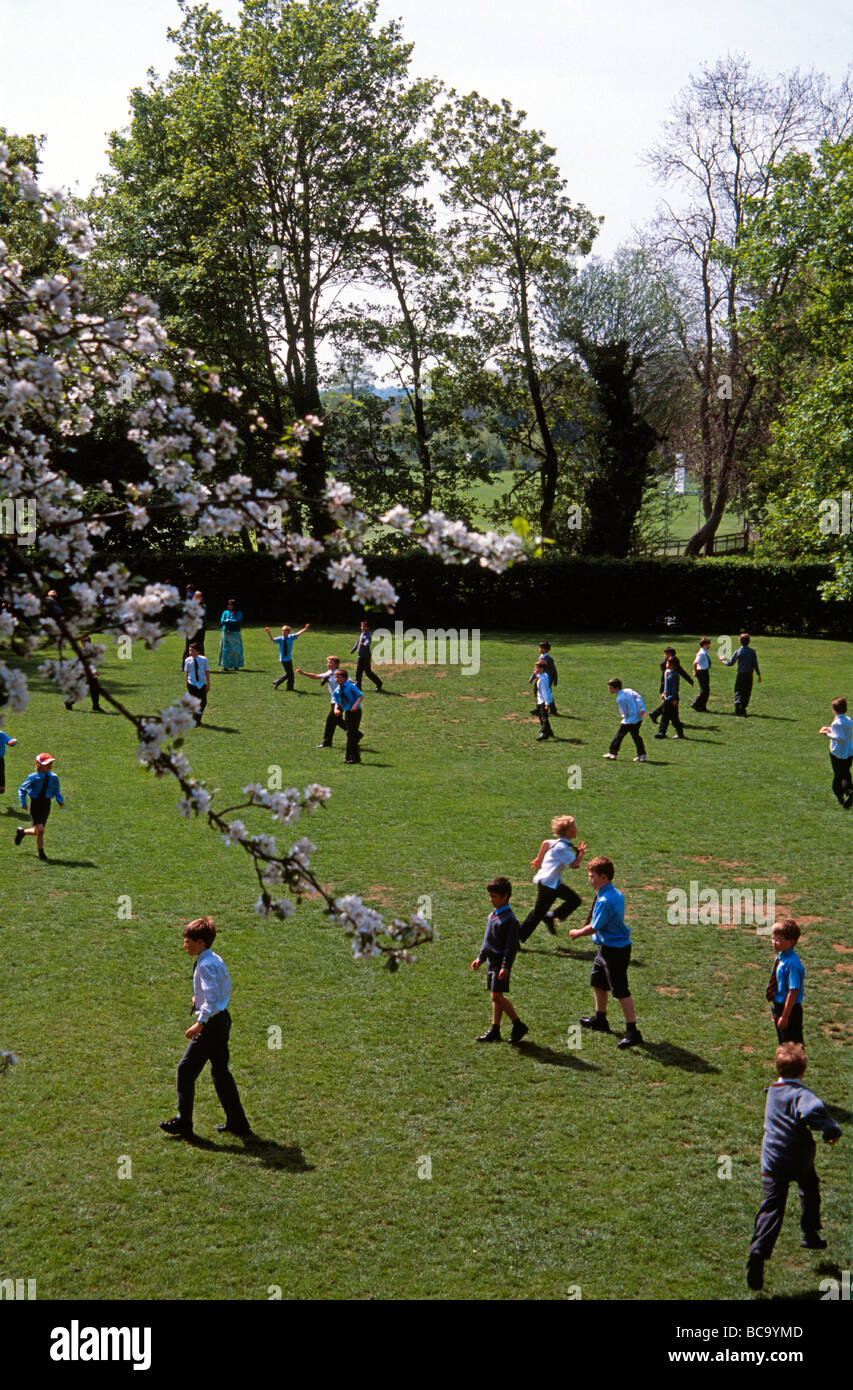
[737,138,853,596]
[546,247,684,556]
[643,55,853,555]
[432,92,600,538]
[88,0,432,535]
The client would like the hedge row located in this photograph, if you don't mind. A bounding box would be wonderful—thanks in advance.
[107,550,850,638]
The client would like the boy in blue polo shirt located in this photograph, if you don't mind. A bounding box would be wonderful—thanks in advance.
[15,751,65,861]
[746,1043,841,1290]
[265,621,310,690]
[0,723,18,795]
[570,855,643,1049]
[766,919,805,1046]
[720,631,761,715]
[331,667,364,764]
[471,877,528,1044]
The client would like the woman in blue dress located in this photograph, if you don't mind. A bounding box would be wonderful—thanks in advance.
[219,598,244,670]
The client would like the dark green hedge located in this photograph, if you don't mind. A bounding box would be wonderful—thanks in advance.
[103,550,851,638]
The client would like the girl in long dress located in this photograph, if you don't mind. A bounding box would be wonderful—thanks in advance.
[218,597,244,670]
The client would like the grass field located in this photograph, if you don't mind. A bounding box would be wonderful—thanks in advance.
[1,627,850,1301]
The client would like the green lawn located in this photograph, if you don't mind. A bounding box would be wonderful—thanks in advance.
[0,628,850,1300]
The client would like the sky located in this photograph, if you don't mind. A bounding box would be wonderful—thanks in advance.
[1,0,851,255]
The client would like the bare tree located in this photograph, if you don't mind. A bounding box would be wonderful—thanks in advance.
[644,55,853,555]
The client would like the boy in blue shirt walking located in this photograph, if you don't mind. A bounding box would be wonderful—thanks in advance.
[766,919,805,1046]
[265,621,310,690]
[720,631,761,715]
[471,877,528,1044]
[570,856,643,1049]
[747,1043,841,1290]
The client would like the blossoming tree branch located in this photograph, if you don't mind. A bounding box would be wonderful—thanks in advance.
[0,149,530,966]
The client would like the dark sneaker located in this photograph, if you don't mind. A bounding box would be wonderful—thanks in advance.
[14,827,25,846]
[315,743,332,749]
[216,1123,252,1138]
[800,1234,827,1250]
[746,1253,764,1290]
[580,1014,611,1032]
[159,1117,194,1139]
[653,733,666,739]
[544,912,557,935]
[617,1029,644,1049]
[844,792,853,809]
[509,1020,529,1045]
[476,1026,502,1042]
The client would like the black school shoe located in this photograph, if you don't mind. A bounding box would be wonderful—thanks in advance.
[508,1019,529,1045]
[746,1253,764,1290]
[580,1014,611,1032]
[14,827,25,846]
[800,1233,827,1250]
[476,1026,502,1042]
[159,1117,195,1139]
[216,1122,252,1138]
[543,912,557,935]
[617,1028,643,1049]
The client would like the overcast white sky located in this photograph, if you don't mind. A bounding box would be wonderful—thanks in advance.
[1,0,851,254]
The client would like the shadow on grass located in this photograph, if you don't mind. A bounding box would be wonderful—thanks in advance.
[514,1040,598,1071]
[196,723,240,733]
[188,1135,315,1171]
[41,857,99,868]
[637,1039,720,1073]
[826,1104,852,1126]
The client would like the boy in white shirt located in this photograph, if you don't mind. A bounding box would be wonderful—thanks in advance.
[533,659,555,742]
[184,642,211,725]
[519,815,587,942]
[691,637,712,712]
[603,679,647,762]
[819,696,853,807]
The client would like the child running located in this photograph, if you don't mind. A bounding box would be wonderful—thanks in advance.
[265,621,310,691]
[15,752,65,862]
[519,815,586,943]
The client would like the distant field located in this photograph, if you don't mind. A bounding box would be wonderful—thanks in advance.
[0,628,849,1300]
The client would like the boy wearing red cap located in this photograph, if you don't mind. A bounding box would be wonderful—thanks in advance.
[15,753,65,861]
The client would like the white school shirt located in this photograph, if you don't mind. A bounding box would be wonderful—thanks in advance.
[615,688,645,724]
[694,647,710,670]
[193,948,231,1024]
[534,837,578,889]
[535,672,553,705]
[184,654,210,688]
[828,713,853,758]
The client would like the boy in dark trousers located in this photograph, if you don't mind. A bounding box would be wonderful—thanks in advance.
[331,667,364,764]
[532,659,555,741]
[471,877,528,1044]
[654,655,686,739]
[160,917,251,1141]
[519,814,586,942]
[65,635,104,712]
[721,632,761,715]
[570,855,643,1049]
[766,919,805,1046]
[747,1043,841,1290]
[351,621,383,691]
[650,646,693,723]
[265,621,310,690]
[0,722,18,794]
[691,637,712,711]
[529,641,558,715]
[298,654,348,748]
[15,752,65,861]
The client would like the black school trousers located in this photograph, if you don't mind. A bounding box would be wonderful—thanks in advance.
[176,1009,248,1130]
[692,669,710,710]
[519,883,583,941]
[749,1162,822,1258]
[829,752,852,804]
[609,721,646,757]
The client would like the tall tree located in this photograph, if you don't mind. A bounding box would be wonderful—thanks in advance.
[547,247,684,556]
[432,92,600,538]
[643,55,853,554]
[737,138,853,595]
[88,0,432,535]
